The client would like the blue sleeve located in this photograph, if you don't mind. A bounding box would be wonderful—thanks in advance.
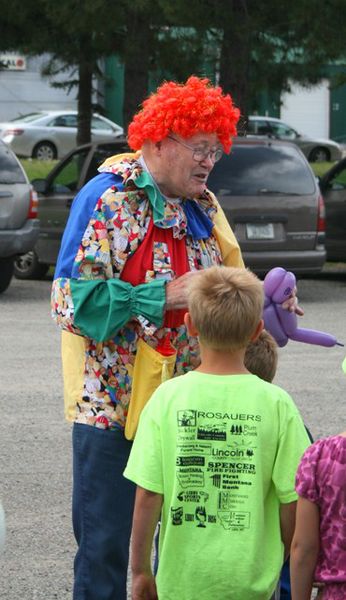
[54,172,123,278]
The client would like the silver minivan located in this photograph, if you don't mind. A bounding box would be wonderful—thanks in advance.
[0,140,39,292]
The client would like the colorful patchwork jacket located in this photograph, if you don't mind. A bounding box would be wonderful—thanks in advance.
[52,153,244,430]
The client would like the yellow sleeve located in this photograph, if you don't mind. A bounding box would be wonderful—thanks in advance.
[61,330,86,422]
[210,194,244,268]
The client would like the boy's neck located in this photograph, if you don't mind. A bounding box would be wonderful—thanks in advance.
[195,346,250,376]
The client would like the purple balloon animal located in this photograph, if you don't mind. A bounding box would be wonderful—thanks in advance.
[263,267,343,348]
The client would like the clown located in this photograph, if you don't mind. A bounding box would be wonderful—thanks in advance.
[51,76,297,600]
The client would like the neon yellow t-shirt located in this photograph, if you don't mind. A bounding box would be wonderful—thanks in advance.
[124,371,310,600]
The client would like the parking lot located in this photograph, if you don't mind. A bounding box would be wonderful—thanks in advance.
[0,266,345,599]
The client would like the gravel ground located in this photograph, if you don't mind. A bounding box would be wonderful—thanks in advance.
[0,264,345,599]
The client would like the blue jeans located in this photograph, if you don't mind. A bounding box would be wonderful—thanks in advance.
[280,559,291,599]
[72,423,136,600]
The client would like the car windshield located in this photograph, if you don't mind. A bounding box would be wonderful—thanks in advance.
[84,143,128,182]
[207,143,316,196]
[10,112,46,123]
[0,144,26,183]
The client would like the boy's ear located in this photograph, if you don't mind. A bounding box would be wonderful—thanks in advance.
[184,312,199,337]
[250,319,264,342]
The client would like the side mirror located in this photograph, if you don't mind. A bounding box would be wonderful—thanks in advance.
[31,178,48,193]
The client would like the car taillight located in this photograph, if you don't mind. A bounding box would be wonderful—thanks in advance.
[3,128,24,136]
[317,195,326,232]
[27,187,38,219]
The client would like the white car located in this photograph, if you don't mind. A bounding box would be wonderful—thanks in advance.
[0,110,124,160]
[247,115,342,162]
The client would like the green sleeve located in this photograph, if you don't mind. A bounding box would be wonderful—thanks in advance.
[124,393,164,494]
[70,278,166,342]
[272,403,311,503]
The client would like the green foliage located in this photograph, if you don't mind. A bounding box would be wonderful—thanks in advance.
[157,0,346,114]
[150,28,217,83]
[1,0,129,142]
[2,0,346,129]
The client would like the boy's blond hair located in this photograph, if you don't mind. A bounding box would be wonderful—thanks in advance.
[244,330,278,383]
[187,266,263,351]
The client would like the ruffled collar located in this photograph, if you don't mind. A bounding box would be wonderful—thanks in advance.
[98,153,217,240]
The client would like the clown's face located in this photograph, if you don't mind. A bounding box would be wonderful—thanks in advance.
[154,132,222,199]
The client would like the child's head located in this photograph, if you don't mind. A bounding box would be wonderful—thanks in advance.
[187,266,264,352]
[244,330,278,383]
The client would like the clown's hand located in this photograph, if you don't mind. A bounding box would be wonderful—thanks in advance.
[281,286,304,316]
[165,271,201,311]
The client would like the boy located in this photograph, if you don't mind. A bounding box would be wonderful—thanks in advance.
[244,329,279,384]
[245,330,292,600]
[124,266,310,600]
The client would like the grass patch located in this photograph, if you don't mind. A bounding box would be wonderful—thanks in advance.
[20,158,58,182]
[19,157,335,184]
[310,161,336,178]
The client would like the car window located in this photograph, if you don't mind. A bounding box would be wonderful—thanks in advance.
[269,122,297,138]
[49,148,90,193]
[207,144,316,196]
[91,117,114,132]
[50,114,78,128]
[248,120,271,135]
[0,144,26,184]
[84,144,128,183]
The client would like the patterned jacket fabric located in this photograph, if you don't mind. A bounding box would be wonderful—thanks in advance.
[52,154,243,430]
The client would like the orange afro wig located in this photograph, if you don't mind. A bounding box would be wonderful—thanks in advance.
[127,76,240,154]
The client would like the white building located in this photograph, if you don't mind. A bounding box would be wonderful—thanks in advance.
[0,53,78,121]
[280,80,330,138]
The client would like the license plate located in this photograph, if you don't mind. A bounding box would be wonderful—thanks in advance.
[246,223,274,240]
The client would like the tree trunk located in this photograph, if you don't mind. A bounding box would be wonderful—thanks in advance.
[77,39,93,146]
[218,0,251,128]
[123,9,151,132]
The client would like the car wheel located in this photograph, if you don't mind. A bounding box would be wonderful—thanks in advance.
[32,141,57,161]
[13,251,50,280]
[309,147,330,162]
[0,257,14,293]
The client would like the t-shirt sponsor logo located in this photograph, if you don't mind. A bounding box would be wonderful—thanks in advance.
[197,425,226,441]
[177,410,196,427]
[230,424,258,437]
[211,447,254,458]
[176,456,205,466]
[177,442,211,455]
[207,462,256,474]
[177,490,209,503]
[177,471,205,488]
[195,506,207,527]
[171,506,183,525]
[197,411,261,422]
[218,511,250,530]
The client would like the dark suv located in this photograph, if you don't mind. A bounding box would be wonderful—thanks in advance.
[0,140,39,292]
[14,137,326,279]
[208,137,326,275]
